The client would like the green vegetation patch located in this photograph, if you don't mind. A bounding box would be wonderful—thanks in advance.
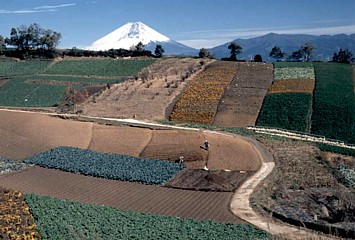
[24,147,185,185]
[311,63,355,144]
[336,166,355,188]
[26,75,124,84]
[274,67,315,80]
[317,143,355,157]
[45,59,155,76]
[0,76,66,107]
[25,194,270,240]
[256,93,312,132]
[273,62,314,68]
[0,61,50,77]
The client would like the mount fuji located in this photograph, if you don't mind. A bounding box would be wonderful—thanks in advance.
[86,22,198,56]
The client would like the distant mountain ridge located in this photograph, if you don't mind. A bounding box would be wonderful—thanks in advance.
[86,22,198,56]
[210,33,355,61]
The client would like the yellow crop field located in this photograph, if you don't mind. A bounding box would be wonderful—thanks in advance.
[170,62,237,124]
[268,79,315,93]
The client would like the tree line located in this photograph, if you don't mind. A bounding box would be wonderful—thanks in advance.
[199,42,354,63]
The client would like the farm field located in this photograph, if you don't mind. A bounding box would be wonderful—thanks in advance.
[24,194,269,239]
[311,62,355,144]
[80,57,209,120]
[170,61,238,124]
[256,62,315,132]
[213,62,273,127]
[0,58,154,107]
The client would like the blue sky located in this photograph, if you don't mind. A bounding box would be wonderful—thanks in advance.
[1,0,354,49]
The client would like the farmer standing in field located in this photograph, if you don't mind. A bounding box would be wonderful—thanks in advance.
[204,140,209,150]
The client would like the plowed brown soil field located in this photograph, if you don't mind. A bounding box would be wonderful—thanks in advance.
[213,62,273,127]
[0,166,243,223]
[140,130,208,169]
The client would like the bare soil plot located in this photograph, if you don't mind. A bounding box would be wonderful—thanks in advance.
[205,133,261,171]
[79,58,211,121]
[213,62,273,127]
[0,167,243,224]
[0,111,92,160]
[139,130,208,169]
[0,77,10,87]
[166,169,254,192]
[89,124,152,157]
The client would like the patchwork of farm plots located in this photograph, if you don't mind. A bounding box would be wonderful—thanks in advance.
[257,63,315,132]
[170,62,238,124]
[0,59,154,107]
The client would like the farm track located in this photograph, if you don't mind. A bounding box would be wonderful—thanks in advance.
[213,62,273,127]
[0,166,242,224]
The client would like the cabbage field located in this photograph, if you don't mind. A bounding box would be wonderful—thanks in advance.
[25,194,270,240]
[24,147,186,185]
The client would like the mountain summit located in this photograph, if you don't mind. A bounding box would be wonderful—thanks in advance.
[86,22,197,55]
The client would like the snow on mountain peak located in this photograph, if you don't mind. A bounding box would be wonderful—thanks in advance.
[86,22,170,51]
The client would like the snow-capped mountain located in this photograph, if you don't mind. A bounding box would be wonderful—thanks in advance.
[86,22,198,55]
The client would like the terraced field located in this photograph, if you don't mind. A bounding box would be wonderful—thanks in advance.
[213,62,273,127]
[0,59,154,107]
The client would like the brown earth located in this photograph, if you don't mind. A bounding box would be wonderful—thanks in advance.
[251,138,355,237]
[89,124,152,157]
[140,129,208,169]
[78,58,212,121]
[321,152,355,168]
[0,166,243,224]
[205,132,261,171]
[166,169,254,192]
[0,77,10,88]
[213,62,274,127]
[268,79,315,94]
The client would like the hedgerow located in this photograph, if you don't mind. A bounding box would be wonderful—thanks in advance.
[256,93,312,132]
[25,194,270,240]
[24,147,185,185]
[316,143,355,157]
[311,63,355,144]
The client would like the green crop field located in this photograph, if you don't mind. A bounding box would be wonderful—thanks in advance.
[44,59,155,76]
[0,61,50,77]
[273,62,314,68]
[25,194,270,240]
[0,59,154,107]
[256,93,312,132]
[311,63,355,144]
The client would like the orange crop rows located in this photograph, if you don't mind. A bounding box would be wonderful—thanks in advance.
[170,63,237,124]
[268,79,315,94]
[0,187,40,239]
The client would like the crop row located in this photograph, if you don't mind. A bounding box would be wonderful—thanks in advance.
[0,187,40,239]
[170,63,237,124]
[256,93,313,132]
[24,147,185,185]
[311,63,354,144]
[25,194,270,239]
[268,79,315,94]
[274,67,315,80]
[0,157,33,175]
[0,61,50,77]
[273,62,314,68]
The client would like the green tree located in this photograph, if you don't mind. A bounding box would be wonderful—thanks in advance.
[300,42,315,62]
[198,48,210,58]
[5,23,61,50]
[289,49,303,61]
[332,49,354,63]
[135,41,144,52]
[154,44,164,57]
[269,46,286,61]
[228,42,242,60]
